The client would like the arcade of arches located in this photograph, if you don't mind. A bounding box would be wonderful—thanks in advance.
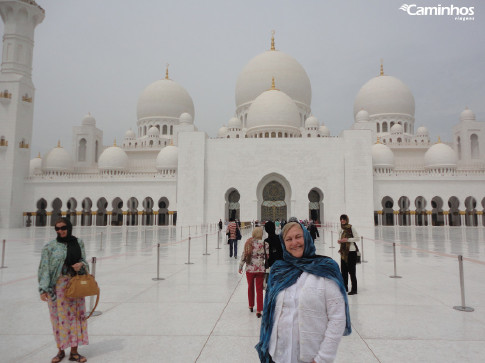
[225,182,324,223]
[376,195,485,227]
[25,197,176,227]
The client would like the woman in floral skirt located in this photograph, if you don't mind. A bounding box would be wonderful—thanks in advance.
[38,218,89,363]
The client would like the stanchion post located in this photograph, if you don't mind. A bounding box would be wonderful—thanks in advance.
[1,239,7,268]
[329,231,335,248]
[152,243,165,281]
[89,257,102,316]
[216,230,221,249]
[203,233,210,255]
[185,236,194,264]
[389,243,402,278]
[360,236,368,263]
[453,255,474,312]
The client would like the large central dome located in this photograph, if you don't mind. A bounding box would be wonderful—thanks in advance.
[235,50,312,108]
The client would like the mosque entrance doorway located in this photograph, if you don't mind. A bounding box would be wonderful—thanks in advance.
[226,189,240,221]
[261,181,287,222]
[308,188,323,224]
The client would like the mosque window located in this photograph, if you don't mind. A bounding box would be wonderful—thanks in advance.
[471,134,479,159]
[162,125,167,135]
[170,125,173,135]
[377,123,380,133]
[78,139,87,162]
[265,132,269,138]
[382,123,388,132]
[456,137,461,159]
[95,140,99,162]
[271,132,276,138]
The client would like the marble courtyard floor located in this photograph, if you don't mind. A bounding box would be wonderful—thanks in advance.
[0,224,484,362]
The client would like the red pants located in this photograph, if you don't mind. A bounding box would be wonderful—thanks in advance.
[246,272,265,312]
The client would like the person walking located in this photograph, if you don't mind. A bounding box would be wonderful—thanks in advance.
[308,221,320,241]
[38,218,90,363]
[218,219,223,231]
[226,218,238,258]
[337,214,360,295]
[239,227,269,318]
[263,221,283,267]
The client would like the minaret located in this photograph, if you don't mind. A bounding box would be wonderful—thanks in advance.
[0,0,44,227]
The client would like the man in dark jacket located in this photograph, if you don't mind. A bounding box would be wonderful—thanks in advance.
[264,221,283,267]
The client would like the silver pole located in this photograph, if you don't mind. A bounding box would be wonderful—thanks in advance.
[389,243,402,278]
[153,243,165,281]
[216,230,221,249]
[185,236,194,264]
[203,233,210,255]
[329,231,335,248]
[360,236,368,263]
[1,239,7,268]
[453,255,474,312]
[89,257,102,316]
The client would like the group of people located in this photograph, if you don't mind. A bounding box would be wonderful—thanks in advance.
[39,215,359,363]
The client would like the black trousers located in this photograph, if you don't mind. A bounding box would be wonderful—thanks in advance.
[341,251,358,293]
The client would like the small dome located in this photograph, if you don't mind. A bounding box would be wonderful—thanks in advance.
[82,113,96,126]
[460,108,476,122]
[227,117,242,129]
[355,109,370,122]
[416,126,428,137]
[305,116,319,129]
[137,78,194,121]
[319,125,330,137]
[29,155,42,175]
[354,75,415,118]
[180,112,193,124]
[98,145,128,171]
[372,142,394,168]
[246,89,300,131]
[42,144,73,172]
[125,129,136,139]
[147,126,159,137]
[218,126,228,137]
[156,145,178,170]
[424,142,457,169]
[390,123,403,134]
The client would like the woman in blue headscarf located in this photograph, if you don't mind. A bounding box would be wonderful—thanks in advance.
[256,222,351,363]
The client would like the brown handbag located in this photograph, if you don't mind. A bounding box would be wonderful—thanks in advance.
[66,273,100,320]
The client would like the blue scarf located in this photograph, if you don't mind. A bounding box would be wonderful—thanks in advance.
[255,224,351,362]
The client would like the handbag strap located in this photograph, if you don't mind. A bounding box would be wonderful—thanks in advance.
[84,292,99,320]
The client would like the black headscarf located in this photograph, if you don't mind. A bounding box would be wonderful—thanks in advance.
[55,218,82,268]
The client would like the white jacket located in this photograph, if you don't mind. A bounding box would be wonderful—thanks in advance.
[269,272,346,363]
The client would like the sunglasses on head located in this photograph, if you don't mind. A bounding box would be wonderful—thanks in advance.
[55,225,68,231]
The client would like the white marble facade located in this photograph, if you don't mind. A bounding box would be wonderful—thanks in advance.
[0,0,484,231]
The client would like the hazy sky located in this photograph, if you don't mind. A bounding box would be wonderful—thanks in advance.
[2,0,483,158]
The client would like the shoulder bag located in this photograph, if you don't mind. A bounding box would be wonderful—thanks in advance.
[66,272,100,320]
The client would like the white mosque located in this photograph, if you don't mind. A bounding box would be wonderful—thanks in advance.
[1,0,484,230]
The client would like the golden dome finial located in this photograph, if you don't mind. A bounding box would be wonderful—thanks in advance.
[57,140,61,148]
[165,63,169,80]
[271,77,276,90]
[271,30,275,51]
[380,58,384,76]
[437,136,441,143]
[37,152,41,158]
[376,136,381,144]
[113,138,117,146]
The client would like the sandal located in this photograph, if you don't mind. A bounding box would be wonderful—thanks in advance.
[69,353,87,362]
[52,350,65,363]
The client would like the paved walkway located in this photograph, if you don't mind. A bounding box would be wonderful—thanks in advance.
[0,225,484,362]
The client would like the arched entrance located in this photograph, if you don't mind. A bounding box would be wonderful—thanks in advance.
[261,181,287,222]
[308,188,323,224]
[225,189,240,221]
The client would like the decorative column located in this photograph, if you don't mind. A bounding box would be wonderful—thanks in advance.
[460,211,466,227]
[443,211,449,226]
[410,211,416,226]
[426,211,432,227]
[378,210,383,226]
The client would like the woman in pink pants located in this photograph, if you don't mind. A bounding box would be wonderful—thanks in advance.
[239,227,269,318]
